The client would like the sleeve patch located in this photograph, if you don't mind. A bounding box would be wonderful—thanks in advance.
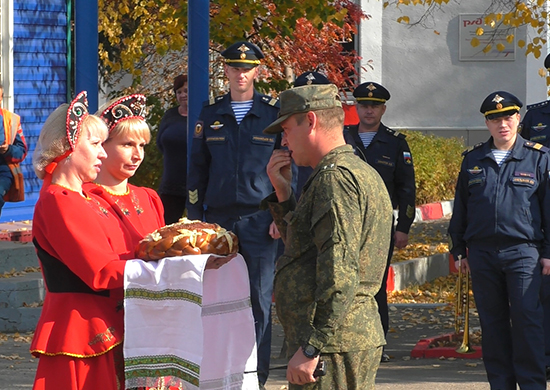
[403,151,413,165]
[194,121,204,139]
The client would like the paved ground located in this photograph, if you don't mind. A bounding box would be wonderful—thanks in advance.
[265,303,495,390]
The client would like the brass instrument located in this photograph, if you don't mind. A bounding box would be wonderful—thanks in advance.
[455,255,475,354]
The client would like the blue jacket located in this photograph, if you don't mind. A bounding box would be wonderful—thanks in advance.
[521,100,550,147]
[448,135,550,259]
[186,90,279,223]
[344,123,416,234]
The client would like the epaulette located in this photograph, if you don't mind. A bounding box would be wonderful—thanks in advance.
[461,142,483,156]
[320,162,337,172]
[385,127,406,139]
[205,95,224,107]
[526,100,550,111]
[524,140,550,153]
[261,95,279,106]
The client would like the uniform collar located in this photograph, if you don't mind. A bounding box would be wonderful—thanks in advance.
[216,90,262,118]
[482,134,527,161]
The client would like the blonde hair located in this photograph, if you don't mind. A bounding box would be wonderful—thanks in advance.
[107,117,151,143]
[33,111,107,179]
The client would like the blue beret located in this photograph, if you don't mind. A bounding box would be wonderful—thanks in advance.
[221,41,264,69]
[294,71,330,87]
[480,91,523,119]
[353,82,390,105]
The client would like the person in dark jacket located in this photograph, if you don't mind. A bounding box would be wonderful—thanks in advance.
[157,74,188,224]
[449,91,550,389]
[344,82,416,362]
[186,41,280,387]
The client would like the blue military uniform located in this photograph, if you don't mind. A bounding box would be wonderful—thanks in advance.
[520,100,550,147]
[449,91,550,389]
[344,82,416,348]
[186,44,280,383]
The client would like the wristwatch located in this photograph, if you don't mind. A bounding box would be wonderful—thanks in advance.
[302,344,320,359]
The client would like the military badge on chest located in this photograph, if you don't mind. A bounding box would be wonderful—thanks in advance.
[532,123,547,132]
[210,121,224,130]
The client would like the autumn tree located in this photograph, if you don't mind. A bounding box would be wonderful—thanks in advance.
[98,0,368,187]
[98,0,368,97]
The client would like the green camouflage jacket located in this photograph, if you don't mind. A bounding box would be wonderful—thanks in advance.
[263,145,392,356]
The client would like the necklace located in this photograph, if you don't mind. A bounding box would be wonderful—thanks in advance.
[51,182,89,199]
[94,183,130,196]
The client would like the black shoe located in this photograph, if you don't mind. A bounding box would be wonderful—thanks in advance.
[381,352,390,363]
[546,366,550,381]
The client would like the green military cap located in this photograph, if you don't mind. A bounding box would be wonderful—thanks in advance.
[263,84,342,134]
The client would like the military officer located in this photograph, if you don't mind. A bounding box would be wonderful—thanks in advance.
[263,83,392,389]
[293,71,331,198]
[520,54,550,147]
[343,82,416,362]
[186,41,279,387]
[449,91,550,389]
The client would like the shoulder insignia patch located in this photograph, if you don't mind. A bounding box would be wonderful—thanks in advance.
[385,127,405,138]
[261,95,279,106]
[462,142,483,156]
[524,141,550,153]
[526,100,550,111]
[207,95,224,106]
[194,121,204,138]
[321,163,336,171]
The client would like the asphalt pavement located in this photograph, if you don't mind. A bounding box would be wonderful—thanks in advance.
[265,303,496,390]
[1,304,548,389]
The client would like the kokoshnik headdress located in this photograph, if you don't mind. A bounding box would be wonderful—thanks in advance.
[98,94,147,132]
[42,91,89,175]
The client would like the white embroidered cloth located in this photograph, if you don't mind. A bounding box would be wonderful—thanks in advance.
[124,254,258,389]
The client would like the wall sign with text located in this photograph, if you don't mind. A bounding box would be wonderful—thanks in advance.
[459,14,515,61]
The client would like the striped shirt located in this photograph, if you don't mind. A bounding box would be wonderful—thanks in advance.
[491,149,512,166]
[231,100,253,125]
[359,132,377,148]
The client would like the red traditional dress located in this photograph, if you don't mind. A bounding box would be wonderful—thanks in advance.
[85,183,165,246]
[31,184,135,390]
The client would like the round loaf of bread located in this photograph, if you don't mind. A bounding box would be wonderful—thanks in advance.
[135,218,239,261]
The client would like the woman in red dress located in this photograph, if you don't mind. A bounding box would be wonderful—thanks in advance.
[85,94,165,246]
[31,92,135,390]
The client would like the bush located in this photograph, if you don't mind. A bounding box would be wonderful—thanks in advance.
[401,130,465,205]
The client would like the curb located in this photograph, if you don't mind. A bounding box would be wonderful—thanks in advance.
[411,200,454,222]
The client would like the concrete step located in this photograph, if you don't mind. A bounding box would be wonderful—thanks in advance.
[0,241,37,274]
[0,271,44,332]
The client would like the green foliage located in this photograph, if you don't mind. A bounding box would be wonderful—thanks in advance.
[402,130,464,205]
[129,94,167,190]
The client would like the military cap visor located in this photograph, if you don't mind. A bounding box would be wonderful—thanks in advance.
[480,91,523,120]
[293,71,330,87]
[545,53,550,69]
[263,84,342,134]
[353,82,390,105]
[222,41,264,68]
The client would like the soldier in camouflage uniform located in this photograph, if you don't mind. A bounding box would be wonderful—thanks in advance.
[261,84,393,389]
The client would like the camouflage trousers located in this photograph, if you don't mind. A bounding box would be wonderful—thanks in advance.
[288,347,383,390]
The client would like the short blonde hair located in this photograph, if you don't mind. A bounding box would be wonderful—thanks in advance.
[108,117,151,143]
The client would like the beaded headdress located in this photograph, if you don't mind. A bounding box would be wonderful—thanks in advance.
[66,91,89,151]
[98,94,147,131]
